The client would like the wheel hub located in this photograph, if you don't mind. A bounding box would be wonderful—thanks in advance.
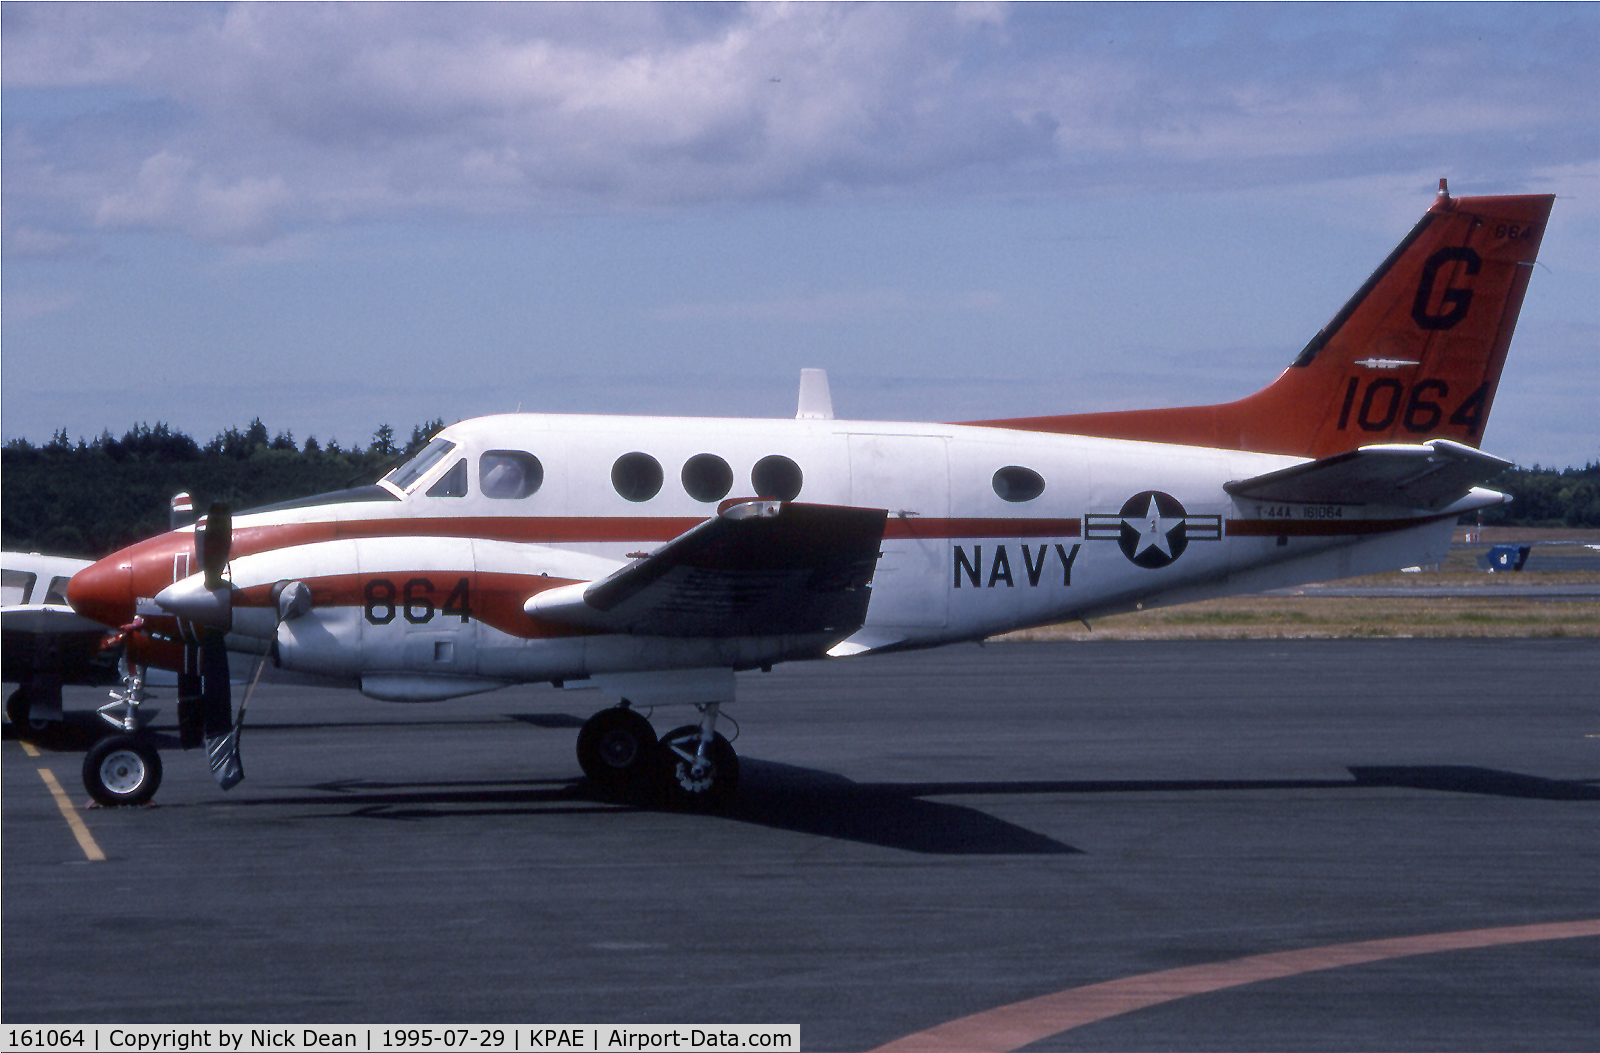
[671,755,716,793]
[598,730,639,769]
[99,751,147,794]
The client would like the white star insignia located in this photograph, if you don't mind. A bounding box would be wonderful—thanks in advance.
[1123,494,1185,558]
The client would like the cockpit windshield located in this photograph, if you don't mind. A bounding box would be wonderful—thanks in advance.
[384,438,457,491]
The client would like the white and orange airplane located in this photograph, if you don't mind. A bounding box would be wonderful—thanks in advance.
[67,182,1553,808]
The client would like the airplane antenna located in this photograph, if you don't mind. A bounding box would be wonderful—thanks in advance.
[796,368,834,420]
[1437,177,1450,201]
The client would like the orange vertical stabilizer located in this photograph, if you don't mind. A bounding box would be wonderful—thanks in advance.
[969,187,1555,458]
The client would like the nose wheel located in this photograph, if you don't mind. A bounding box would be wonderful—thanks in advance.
[83,734,163,807]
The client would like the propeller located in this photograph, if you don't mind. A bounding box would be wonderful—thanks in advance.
[162,505,313,792]
[199,503,232,590]
[170,503,242,789]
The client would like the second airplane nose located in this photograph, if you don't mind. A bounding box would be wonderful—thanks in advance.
[66,554,135,629]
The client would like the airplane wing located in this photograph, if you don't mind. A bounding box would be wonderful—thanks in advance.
[526,500,887,637]
[1223,439,1512,510]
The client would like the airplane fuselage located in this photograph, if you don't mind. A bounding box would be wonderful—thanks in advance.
[70,411,1477,702]
[59,187,1550,806]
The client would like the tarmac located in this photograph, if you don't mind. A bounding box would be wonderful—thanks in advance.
[4,638,1597,1050]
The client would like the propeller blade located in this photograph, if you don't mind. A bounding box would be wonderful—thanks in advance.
[176,640,204,750]
[200,627,243,790]
[200,503,232,591]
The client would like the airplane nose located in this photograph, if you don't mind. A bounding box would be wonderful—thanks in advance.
[67,553,135,629]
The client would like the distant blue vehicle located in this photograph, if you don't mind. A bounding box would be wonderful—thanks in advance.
[1478,544,1532,572]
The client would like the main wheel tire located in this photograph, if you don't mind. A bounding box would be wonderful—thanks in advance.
[6,688,31,728]
[575,706,658,791]
[655,725,739,810]
[83,735,163,807]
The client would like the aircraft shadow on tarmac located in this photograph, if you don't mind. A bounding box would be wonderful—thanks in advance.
[199,759,1599,856]
[9,716,1596,857]
[245,761,1085,856]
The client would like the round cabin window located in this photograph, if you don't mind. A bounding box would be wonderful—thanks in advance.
[682,453,734,503]
[751,455,803,501]
[612,452,664,502]
[993,465,1045,502]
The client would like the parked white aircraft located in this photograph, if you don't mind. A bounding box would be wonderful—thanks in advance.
[68,183,1552,807]
[4,494,209,733]
[3,551,111,728]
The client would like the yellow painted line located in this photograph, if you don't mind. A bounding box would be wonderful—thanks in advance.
[870,918,1600,1052]
[20,740,41,757]
[37,768,107,862]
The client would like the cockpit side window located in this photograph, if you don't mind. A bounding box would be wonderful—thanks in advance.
[426,459,469,498]
[385,438,457,491]
[44,576,71,606]
[480,451,544,499]
[2,569,36,606]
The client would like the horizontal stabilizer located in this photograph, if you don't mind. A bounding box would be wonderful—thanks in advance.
[526,500,887,638]
[826,628,910,657]
[1224,440,1511,510]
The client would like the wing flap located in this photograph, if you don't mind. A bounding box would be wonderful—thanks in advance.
[1224,439,1511,510]
[526,501,887,637]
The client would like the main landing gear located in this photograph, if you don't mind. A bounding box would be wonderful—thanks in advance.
[6,686,52,733]
[575,701,740,808]
[575,703,657,793]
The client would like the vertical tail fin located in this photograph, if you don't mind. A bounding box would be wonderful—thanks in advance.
[972,185,1555,457]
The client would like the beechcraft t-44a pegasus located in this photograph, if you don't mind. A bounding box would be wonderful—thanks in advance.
[67,182,1553,807]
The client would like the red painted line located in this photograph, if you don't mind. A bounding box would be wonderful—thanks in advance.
[868,918,1600,1053]
[883,518,1081,540]
[228,515,1088,553]
[1225,512,1456,537]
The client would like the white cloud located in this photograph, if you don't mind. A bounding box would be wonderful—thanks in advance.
[4,3,1587,247]
[1,3,1593,467]
[655,286,1003,324]
[93,150,292,242]
[1,224,77,257]
[2,287,80,322]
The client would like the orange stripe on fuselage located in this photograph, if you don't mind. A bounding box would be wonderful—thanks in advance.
[883,518,1082,540]
[235,570,588,640]
[226,514,1087,552]
[1224,513,1456,537]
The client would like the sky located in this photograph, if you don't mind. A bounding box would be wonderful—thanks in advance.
[3,2,1596,468]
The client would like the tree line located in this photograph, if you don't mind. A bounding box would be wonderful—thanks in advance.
[3,421,1597,559]
[3,419,442,557]
[1473,462,1600,530]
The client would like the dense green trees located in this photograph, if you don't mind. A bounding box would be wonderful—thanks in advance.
[1475,462,1600,530]
[3,420,443,557]
[2,421,1596,559]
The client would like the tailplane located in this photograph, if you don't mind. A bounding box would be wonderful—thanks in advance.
[971,183,1554,458]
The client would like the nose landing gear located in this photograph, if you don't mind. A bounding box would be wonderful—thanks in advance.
[82,659,163,806]
[83,734,163,807]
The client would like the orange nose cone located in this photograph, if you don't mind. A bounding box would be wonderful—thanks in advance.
[67,554,135,629]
